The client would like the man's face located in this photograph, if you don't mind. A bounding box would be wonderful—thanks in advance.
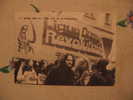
[29,60,33,66]
[65,55,73,68]
[56,54,64,61]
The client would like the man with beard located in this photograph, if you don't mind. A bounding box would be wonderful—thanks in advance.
[45,54,75,85]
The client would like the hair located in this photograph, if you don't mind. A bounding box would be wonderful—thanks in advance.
[97,59,109,67]
[97,59,109,71]
[62,54,75,67]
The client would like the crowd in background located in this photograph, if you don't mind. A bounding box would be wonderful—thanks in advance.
[11,53,115,86]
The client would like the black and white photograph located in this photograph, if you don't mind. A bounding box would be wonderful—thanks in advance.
[14,12,116,86]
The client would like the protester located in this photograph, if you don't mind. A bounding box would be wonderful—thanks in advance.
[37,60,47,85]
[74,58,89,85]
[21,60,38,84]
[45,54,75,85]
[88,59,115,86]
[14,58,22,83]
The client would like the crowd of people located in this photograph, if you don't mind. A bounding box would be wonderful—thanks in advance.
[12,53,115,86]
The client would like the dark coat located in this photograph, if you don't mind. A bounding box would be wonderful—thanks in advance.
[88,70,115,86]
[45,64,75,85]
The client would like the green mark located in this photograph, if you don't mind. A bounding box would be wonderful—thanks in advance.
[0,66,12,73]
[30,4,40,13]
[117,19,128,27]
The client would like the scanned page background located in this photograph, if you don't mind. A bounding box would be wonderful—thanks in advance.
[0,0,133,100]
